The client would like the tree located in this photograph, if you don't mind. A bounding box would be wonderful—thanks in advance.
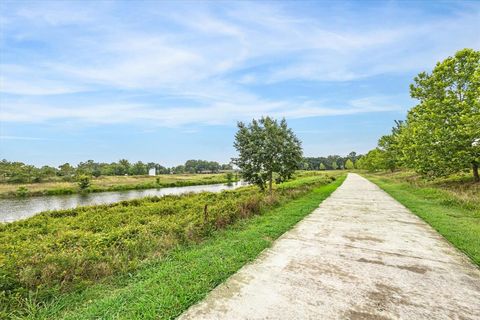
[377,120,404,172]
[117,159,131,175]
[172,165,185,174]
[407,48,480,181]
[130,161,147,175]
[77,160,96,175]
[331,161,338,170]
[347,151,359,163]
[221,163,233,170]
[225,172,234,185]
[357,148,387,172]
[319,163,326,170]
[39,165,57,178]
[77,175,91,191]
[345,159,354,170]
[184,160,221,173]
[232,117,302,193]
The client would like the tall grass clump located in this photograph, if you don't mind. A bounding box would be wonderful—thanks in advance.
[0,173,337,318]
[366,170,480,211]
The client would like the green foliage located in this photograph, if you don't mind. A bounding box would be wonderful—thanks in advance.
[403,48,480,180]
[233,117,303,192]
[361,121,406,172]
[0,174,237,199]
[76,175,91,190]
[130,161,148,175]
[0,160,56,184]
[58,163,74,177]
[303,152,360,170]
[377,120,404,172]
[344,159,354,170]
[15,186,29,197]
[2,174,344,319]
[331,161,338,170]
[0,159,231,185]
[357,148,388,172]
[184,160,221,173]
[225,172,234,185]
[362,49,480,181]
[0,174,338,317]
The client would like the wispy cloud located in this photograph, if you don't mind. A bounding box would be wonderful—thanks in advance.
[0,1,479,127]
[0,94,401,126]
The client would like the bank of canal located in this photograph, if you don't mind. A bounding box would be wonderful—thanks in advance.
[0,181,247,223]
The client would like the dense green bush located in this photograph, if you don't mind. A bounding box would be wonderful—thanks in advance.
[0,173,336,317]
[15,187,29,197]
[362,49,480,181]
[76,175,91,190]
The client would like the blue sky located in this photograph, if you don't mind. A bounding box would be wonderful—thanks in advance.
[1,1,479,167]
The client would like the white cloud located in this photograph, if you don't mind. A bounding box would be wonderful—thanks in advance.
[0,1,478,126]
[0,94,401,127]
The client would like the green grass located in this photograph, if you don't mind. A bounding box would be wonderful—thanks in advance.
[363,173,480,267]
[2,173,344,319]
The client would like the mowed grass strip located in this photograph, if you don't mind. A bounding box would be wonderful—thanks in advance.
[18,175,345,320]
[364,174,480,267]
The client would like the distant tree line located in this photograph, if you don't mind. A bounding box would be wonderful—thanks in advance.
[357,49,479,182]
[171,160,232,174]
[0,159,233,184]
[301,152,361,171]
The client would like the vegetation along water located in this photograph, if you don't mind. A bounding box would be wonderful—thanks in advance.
[0,171,341,318]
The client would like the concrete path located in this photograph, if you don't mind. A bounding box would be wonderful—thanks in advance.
[179,173,480,320]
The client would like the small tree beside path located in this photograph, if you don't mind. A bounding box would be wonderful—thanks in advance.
[232,117,303,194]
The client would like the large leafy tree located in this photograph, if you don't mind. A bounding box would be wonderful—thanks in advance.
[345,159,354,170]
[407,48,480,181]
[357,148,388,172]
[232,117,302,193]
[377,120,404,172]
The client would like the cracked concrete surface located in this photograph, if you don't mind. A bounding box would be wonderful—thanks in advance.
[178,173,480,320]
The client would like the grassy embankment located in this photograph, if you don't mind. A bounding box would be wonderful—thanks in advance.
[363,171,479,267]
[0,174,235,198]
[0,172,345,319]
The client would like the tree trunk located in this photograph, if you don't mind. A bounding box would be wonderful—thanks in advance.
[269,171,273,195]
[473,162,479,183]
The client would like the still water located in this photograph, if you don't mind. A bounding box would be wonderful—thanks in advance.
[0,181,248,223]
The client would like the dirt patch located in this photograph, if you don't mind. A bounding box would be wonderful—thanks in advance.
[395,264,429,274]
[357,258,386,265]
[392,219,423,226]
[344,309,392,320]
[357,258,429,275]
[286,259,357,281]
[345,235,384,243]
[368,283,401,311]
[345,283,411,319]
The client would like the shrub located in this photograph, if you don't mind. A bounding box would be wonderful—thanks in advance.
[0,173,339,316]
[76,175,91,191]
[15,186,29,197]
